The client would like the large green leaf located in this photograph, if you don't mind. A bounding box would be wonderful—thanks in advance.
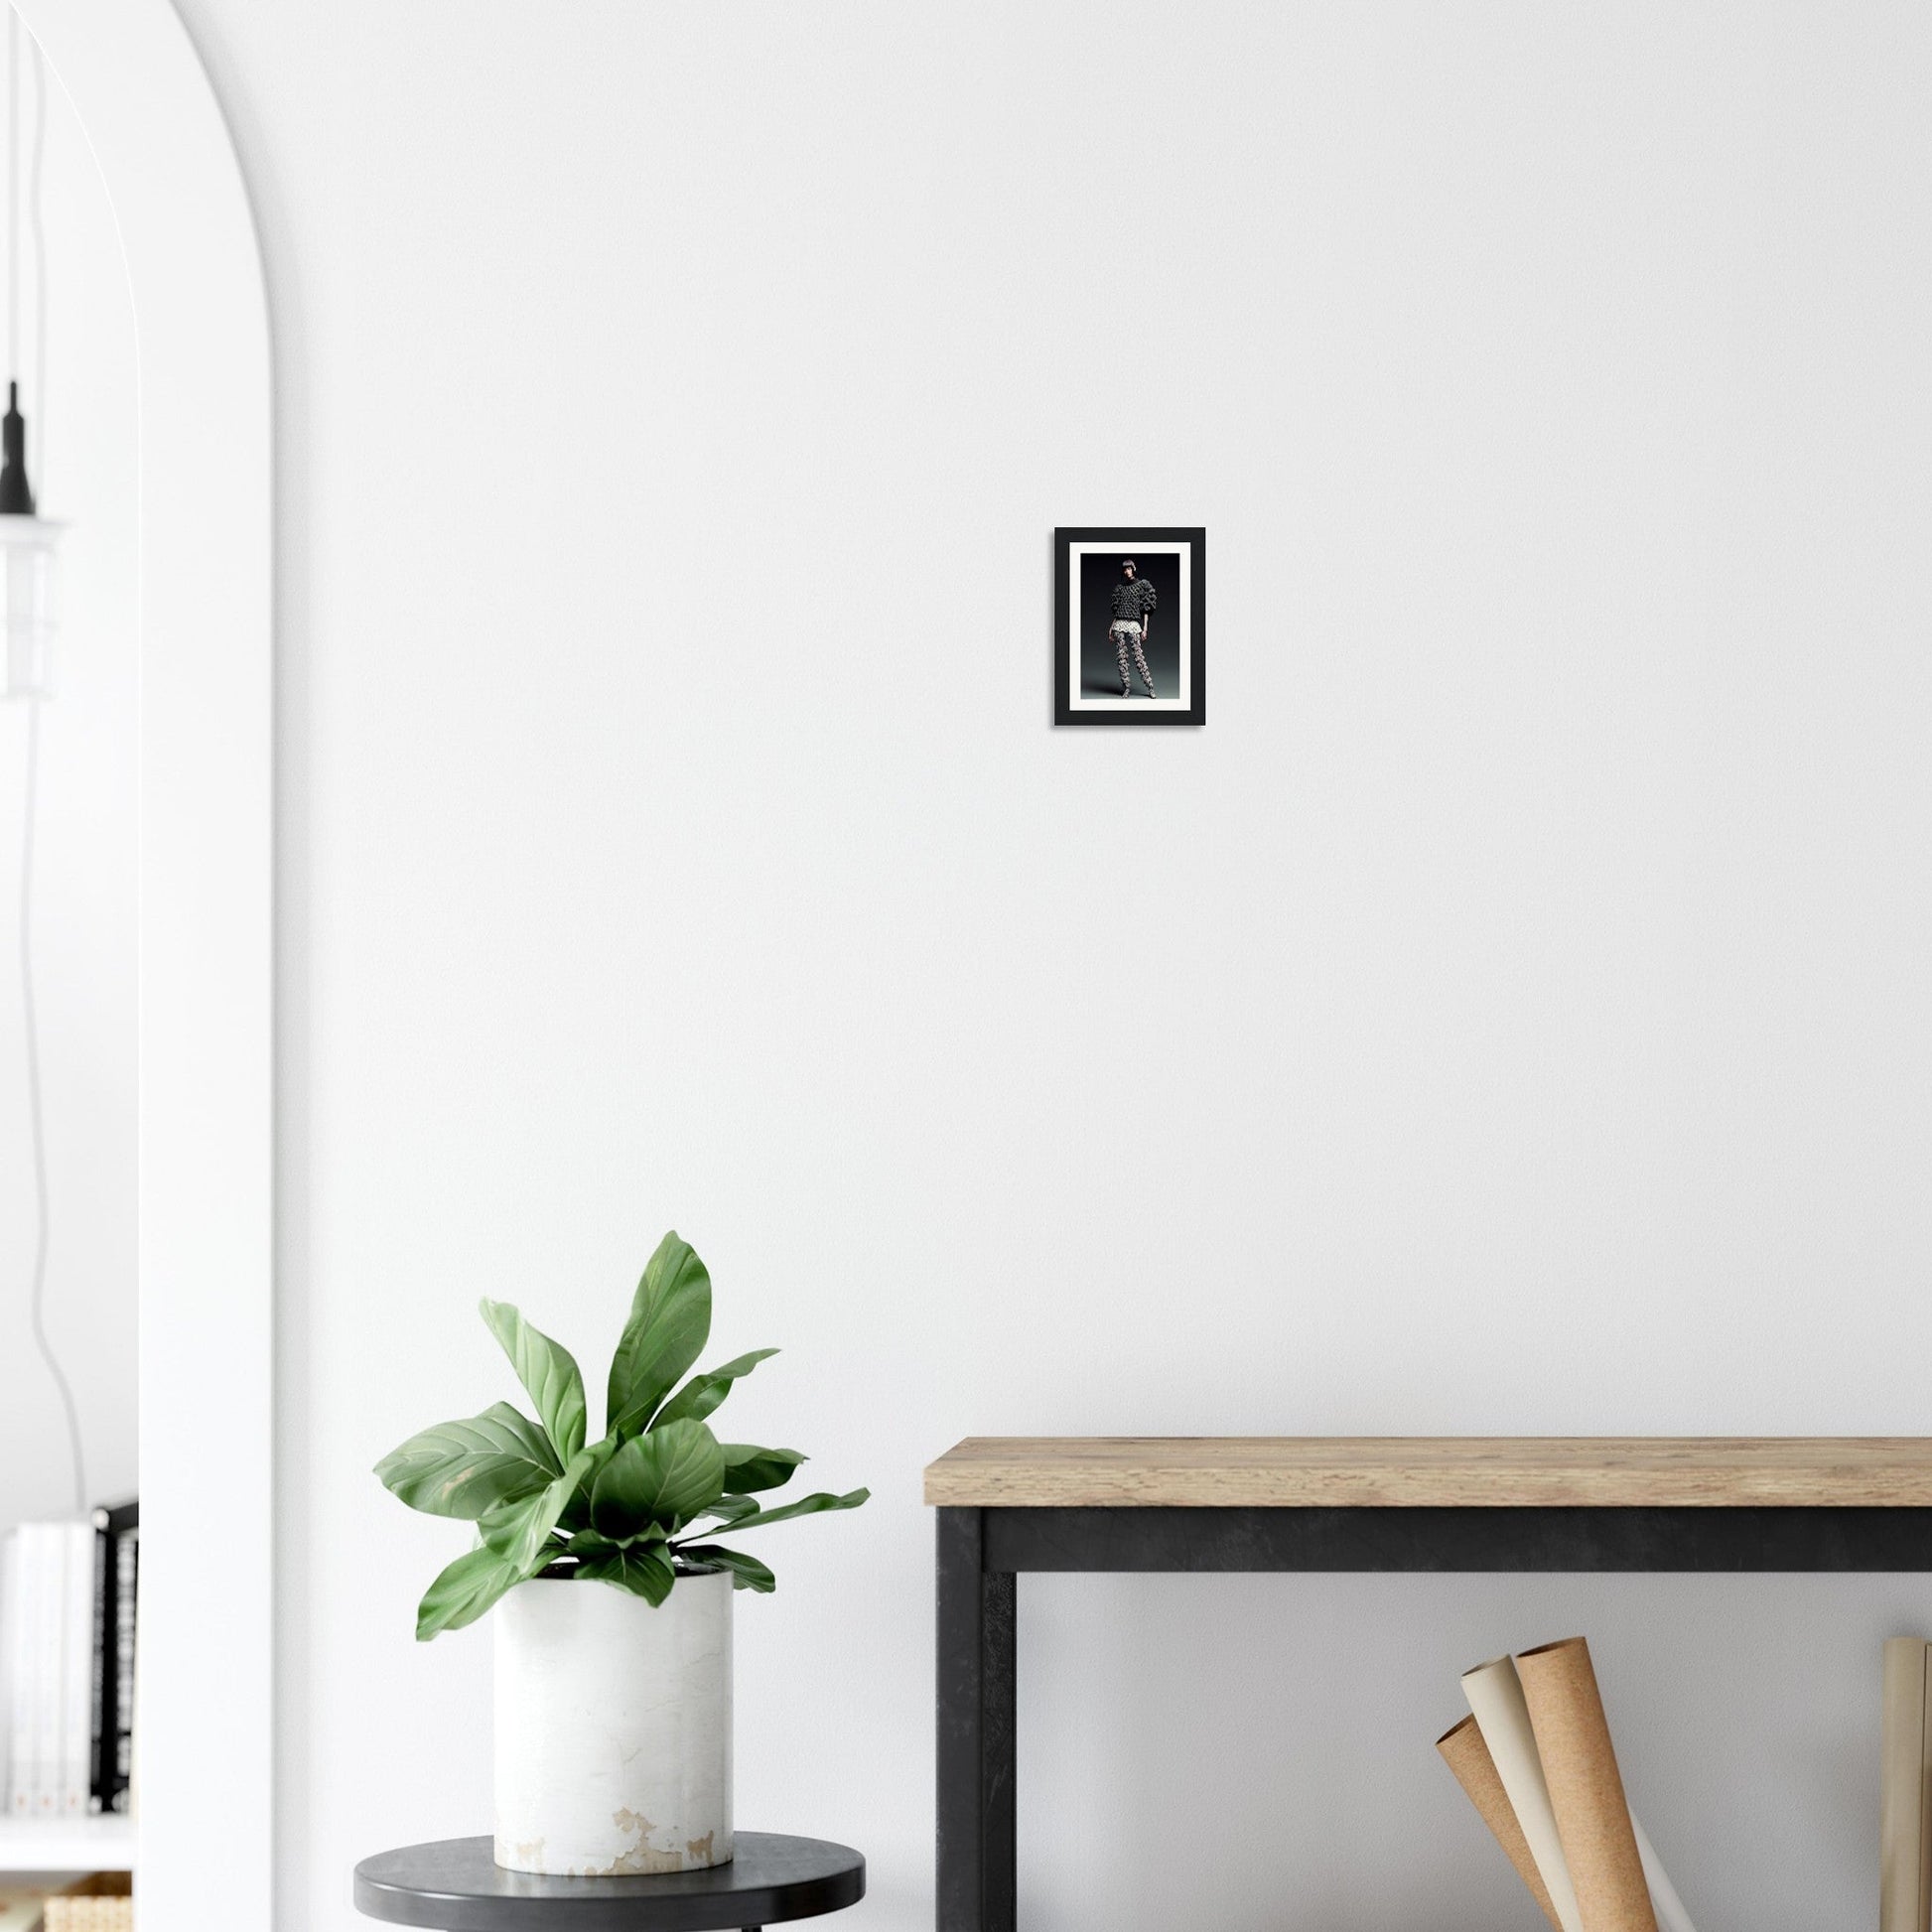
[564,1524,666,1560]
[720,1444,806,1494]
[717,1486,869,1534]
[674,1543,776,1593]
[415,1543,525,1641]
[577,1541,676,1607]
[480,1299,587,1460]
[591,1420,728,1540]
[694,1493,761,1530]
[481,1448,599,1572]
[654,1348,779,1429]
[589,1437,655,1542]
[559,1436,621,1534]
[606,1233,712,1438]
[374,1402,562,1520]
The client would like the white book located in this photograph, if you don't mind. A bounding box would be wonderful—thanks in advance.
[61,1522,92,1815]
[32,1527,61,1817]
[7,1530,36,1816]
[17,1530,44,1816]
[5,1530,30,1816]
[0,1534,13,1815]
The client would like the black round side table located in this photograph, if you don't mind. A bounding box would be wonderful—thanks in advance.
[353,1834,866,1932]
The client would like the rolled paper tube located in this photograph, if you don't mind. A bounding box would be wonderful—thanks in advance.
[1880,1636,1931,1932]
[1516,1636,1658,1932]
[1631,1817,1697,1932]
[1461,1654,1585,1932]
[1438,1713,1564,1932]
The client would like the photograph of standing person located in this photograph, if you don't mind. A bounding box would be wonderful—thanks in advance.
[1108,559,1160,698]
[1053,527,1206,727]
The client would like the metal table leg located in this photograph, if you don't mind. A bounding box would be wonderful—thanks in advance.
[936,1507,1015,1932]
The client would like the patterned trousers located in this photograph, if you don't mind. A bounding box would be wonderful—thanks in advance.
[1110,621,1157,697]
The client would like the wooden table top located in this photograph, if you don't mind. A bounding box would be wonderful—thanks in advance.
[922,1438,1932,1508]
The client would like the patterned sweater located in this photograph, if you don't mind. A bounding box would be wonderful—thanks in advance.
[1109,577,1158,622]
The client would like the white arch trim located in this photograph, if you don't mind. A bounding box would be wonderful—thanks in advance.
[8,1,272,1928]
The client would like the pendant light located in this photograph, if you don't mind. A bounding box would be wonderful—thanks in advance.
[0,8,57,703]
[6,5,84,1519]
[0,383,58,699]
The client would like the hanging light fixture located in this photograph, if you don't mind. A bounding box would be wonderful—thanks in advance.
[5,6,83,1519]
[0,383,58,699]
[0,8,56,703]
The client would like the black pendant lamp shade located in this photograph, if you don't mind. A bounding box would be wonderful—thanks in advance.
[0,380,33,514]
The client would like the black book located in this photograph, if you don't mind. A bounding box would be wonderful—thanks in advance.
[88,1500,136,1815]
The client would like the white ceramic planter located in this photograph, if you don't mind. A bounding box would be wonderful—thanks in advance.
[493,1568,734,1876]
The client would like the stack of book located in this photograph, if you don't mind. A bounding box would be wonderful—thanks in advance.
[1437,1634,1696,1932]
[0,1503,137,1821]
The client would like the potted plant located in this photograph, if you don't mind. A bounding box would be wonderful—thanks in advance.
[375,1230,868,1878]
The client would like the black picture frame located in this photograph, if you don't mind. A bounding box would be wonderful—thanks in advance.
[1053,526,1206,728]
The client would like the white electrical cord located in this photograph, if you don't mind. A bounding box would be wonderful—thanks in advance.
[27,23,42,487]
[10,7,83,1517]
[6,13,15,387]
[20,697,85,1517]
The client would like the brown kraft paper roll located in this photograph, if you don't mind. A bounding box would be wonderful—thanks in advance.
[1515,1637,1658,1932]
[1438,1713,1565,1932]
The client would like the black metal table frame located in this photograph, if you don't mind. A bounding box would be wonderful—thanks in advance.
[934,1502,1932,1932]
[352,1831,866,1932]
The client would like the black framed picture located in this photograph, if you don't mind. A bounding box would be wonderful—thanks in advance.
[1053,526,1205,727]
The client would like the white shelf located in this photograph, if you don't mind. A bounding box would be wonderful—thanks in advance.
[0,1813,134,1871]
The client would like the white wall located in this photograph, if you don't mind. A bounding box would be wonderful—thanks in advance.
[0,28,138,1526]
[161,1,1932,1926]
